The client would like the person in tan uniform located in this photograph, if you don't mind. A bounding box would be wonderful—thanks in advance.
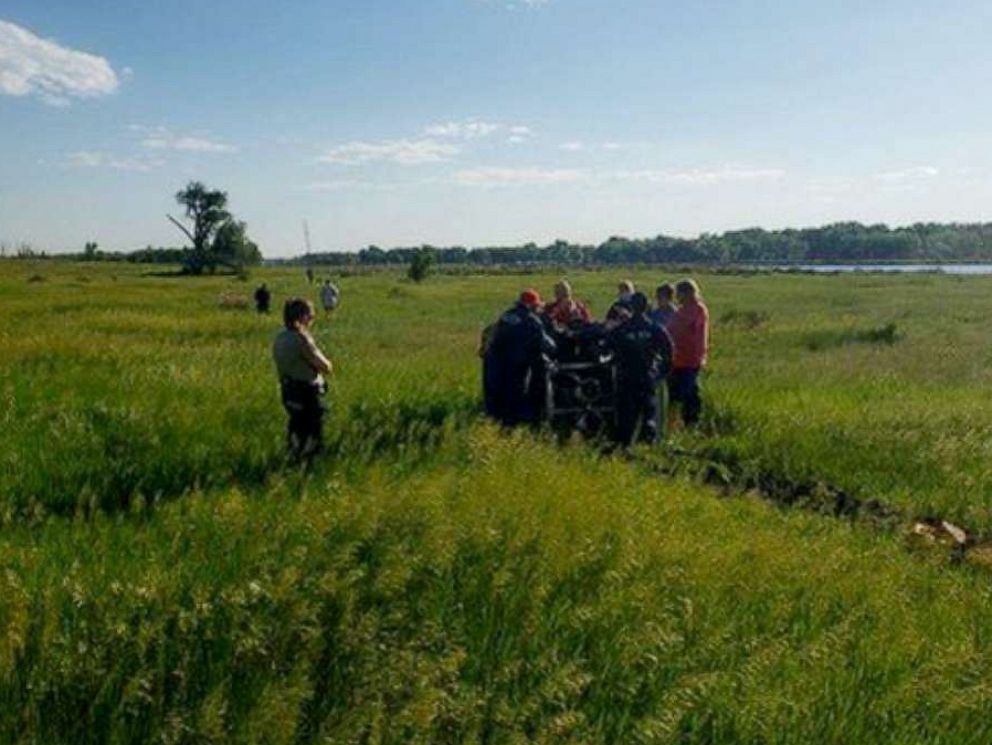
[273,298,332,462]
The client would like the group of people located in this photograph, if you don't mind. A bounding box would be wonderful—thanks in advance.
[270,274,709,465]
[255,279,340,316]
[482,278,709,446]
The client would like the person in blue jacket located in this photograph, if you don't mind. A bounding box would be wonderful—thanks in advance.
[483,289,557,427]
[606,291,674,447]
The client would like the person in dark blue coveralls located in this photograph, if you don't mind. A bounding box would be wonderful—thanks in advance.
[483,289,557,427]
[606,291,674,447]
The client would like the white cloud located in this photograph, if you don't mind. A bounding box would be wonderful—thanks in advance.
[874,166,939,183]
[454,166,587,186]
[0,19,119,105]
[65,150,163,172]
[501,0,549,7]
[132,125,237,153]
[319,138,459,165]
[616,167,785,185]
[506,125,533,144]
[425,120,533,145]
[560,140,626,153]
[301,178,427,192]
[450,164,783,188]
[302,180,362,191]
[425,120,502,139]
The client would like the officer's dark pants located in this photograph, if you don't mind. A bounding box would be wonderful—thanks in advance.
[280,379,325,461]
[616,383,660,447]
[483,357,500,419]
[486,364,538,427]
[668,368,701,426]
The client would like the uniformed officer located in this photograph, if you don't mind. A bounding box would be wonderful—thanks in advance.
[606,291,674,446]
[273,298,333,463]
[483,289,557,426]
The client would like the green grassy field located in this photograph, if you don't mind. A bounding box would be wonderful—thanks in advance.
[4,261,992,743]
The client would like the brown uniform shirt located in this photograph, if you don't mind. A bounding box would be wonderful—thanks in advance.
[273,328,326,385]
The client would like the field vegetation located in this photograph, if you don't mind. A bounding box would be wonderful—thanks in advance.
[4,261,992,742]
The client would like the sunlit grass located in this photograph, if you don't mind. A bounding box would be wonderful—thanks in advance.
[6,261,992,741]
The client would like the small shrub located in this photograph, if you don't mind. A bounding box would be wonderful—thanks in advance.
[218,293,250,309]
[27,274,45,283]
[408,249,434,283]
[720,308,769,330]
[802,323,900,351]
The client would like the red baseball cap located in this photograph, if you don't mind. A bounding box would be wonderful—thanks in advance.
[520,288,542,308]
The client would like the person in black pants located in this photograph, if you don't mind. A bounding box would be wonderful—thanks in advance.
[483,289,557,427]
[272,298,333,463]
[254,283,271,313]
[606,292,674,447]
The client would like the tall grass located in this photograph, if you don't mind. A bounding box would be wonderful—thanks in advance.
[7,262,992,741]
[4,429,992,743]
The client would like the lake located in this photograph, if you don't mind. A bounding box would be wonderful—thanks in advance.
[766,264,992,275]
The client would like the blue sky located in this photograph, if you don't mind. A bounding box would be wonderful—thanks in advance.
[1,0,991,256]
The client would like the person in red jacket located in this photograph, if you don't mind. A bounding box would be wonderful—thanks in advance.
[544,279,591,328]
[665,279,709,426]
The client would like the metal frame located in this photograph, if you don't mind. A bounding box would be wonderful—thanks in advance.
[544,356,619,434]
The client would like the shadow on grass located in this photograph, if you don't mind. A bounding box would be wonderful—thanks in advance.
[720,308,770,330]
[5,393,481,524]
[801,323,900,351]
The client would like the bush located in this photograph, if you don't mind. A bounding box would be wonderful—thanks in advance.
[408,248,434,283]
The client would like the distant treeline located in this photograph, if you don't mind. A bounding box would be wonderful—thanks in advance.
[1,243,190,264]
[6,221,992,267]
[284,222,992,267]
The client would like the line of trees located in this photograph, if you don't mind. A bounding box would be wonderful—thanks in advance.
[10,219,992,269]
[288,222,992,268]
[36,182,264,272]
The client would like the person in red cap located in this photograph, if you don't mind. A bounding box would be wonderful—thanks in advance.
[482,288,557,426]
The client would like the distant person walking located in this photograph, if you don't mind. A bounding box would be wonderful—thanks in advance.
[319,279,340,316]
[273,298,333,463]
[649,283,678,326]
[305,267,314,285]
[666,279,709,427]
[606,291,674,446]
[254,283,271,314]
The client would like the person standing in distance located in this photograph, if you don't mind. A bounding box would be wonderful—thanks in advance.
[254,282,271,314]
[273,298,333,463]
[666,279,709,427]
[320,278,340,317]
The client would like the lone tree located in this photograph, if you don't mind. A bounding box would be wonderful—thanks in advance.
[407,246,435,283]
[212,219,262,272]
[168,182,231,274]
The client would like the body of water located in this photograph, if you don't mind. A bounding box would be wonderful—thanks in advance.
[766,264,992,275]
